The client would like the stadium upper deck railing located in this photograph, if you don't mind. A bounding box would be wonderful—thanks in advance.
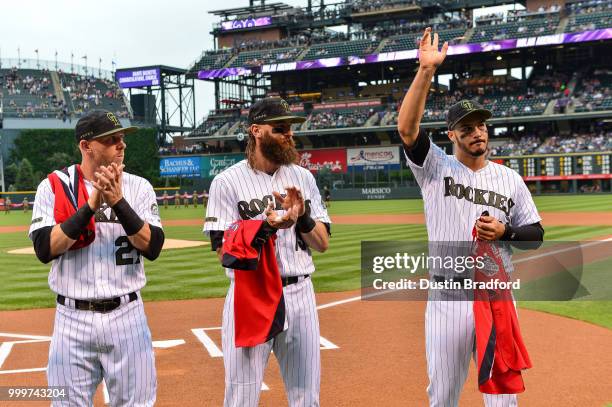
[0,58,115,81]
[194,28,612,80]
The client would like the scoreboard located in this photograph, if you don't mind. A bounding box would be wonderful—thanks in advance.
[493,152,612,181]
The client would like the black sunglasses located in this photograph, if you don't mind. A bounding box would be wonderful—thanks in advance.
[270,125,291,134]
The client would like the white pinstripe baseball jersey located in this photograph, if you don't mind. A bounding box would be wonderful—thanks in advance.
[407,140,542,241]
[204,159,331,278]
[28,171,162,300]
[408,137,540,407]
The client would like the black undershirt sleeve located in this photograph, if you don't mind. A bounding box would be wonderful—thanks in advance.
[402,129,430,167]
[209,230,224,251]
[31,226,57,264]
[502,222,545,250]
[141,225,165,261]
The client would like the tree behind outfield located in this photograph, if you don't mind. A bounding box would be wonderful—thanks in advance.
[15,158,36,190]
[10,128,160,185]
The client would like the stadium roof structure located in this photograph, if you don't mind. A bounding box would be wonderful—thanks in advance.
[115,65,195,143]
[116,65,187,77]
[209,2,294,18]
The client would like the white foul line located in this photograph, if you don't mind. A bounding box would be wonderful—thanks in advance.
[103,379,110,404]
[316,238,612,310]
[319,336,339,350]
[0,332,51,340]
[191,328,223,358]
[514,237,612,264]
[0,367,47,375]
[153,339,186,349]
[0,343,14,369]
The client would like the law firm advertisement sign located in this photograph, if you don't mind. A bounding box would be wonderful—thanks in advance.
[159,157,201,178]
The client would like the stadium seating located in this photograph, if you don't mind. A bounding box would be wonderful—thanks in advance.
[489,130,612,156]
[565,9,612,32]
[190,50,233,72]
[472,15,560,42]
[489,135,542,156]
[573,69,612,112]
[1,66,130,119]
[306,106,380,130]
[302,39,379,60]
[229,46,305,67]
[381,28,466,53]
[1,68,62,118]
[59,72,129,118]
[192,113,239,137]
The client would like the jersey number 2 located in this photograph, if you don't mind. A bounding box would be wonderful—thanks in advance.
[115,236,141,265]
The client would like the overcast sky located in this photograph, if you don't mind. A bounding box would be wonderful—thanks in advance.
[0,0,304,121]
[1,1,514,123]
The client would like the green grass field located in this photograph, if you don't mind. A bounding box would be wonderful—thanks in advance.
[1,195,611,329]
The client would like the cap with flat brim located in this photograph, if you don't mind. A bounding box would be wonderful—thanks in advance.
[90,125,139,140]
[75,109,139,142]
[259,115,306,124]
[446,100,492,130]
[448,109,492,130]
[248,97,306,125]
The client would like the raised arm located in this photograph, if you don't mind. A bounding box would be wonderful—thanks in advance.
[397,28,448,147]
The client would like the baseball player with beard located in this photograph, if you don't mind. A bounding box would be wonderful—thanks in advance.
[397,28,544,406]
[204,97,331,407]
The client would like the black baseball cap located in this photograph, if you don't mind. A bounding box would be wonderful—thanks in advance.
[75,110,138,142]
[247,97,306,125]
[446,100,492,130]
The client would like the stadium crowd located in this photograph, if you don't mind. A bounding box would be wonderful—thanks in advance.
[571,68,612,111]
[159,142,232,156]
[348,0,417,13]
[61,72,129,118]
[191,0,612,74]
[351,14,468,41]
[488,130,612,156]
[1,66,130,119]
[3,68,52,97]
[567,0,612,14]
[307,108,374,129]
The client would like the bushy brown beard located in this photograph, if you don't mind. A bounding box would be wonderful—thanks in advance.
[259,131,298,165]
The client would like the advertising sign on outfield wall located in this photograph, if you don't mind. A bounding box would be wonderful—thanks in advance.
[329,187,422,200]
[347,146,401,171]
[200,153,245,178]
[159,157,201,177]
[298,148,347,173]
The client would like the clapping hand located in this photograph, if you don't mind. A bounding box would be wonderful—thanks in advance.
[265,186,304,229]
[273,186,305,217]
[93,163,125,206]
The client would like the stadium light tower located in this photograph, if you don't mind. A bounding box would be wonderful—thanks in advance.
[0,100,4,193]
[115,65,196,145]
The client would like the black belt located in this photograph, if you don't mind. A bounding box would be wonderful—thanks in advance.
[281,275,310,287]
[433,275,468,286]
[57,292,138,313]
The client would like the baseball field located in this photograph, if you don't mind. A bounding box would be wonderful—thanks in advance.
[1,194,611,406]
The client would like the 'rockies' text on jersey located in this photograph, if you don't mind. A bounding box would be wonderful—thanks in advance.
[204,160,331,278]
[406,141,541,242]
[29,172,162,300]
